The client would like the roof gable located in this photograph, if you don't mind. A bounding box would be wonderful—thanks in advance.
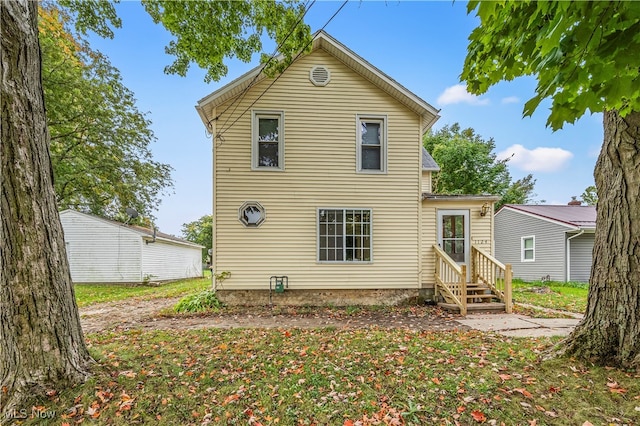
[196,31,440,134]
[60,210,204,248]
[497,205,597,229]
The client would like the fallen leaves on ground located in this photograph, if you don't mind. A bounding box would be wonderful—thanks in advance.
[21,325,640,425]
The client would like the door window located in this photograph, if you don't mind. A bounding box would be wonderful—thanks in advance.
[441,214,466,262]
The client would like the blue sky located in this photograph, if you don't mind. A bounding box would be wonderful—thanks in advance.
[87,1,603,236]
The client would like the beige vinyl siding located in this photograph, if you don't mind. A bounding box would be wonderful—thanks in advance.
[61,210,142,283]
[421,171,432,193]
[494,208,570,281]
[212,49,421,290]
[568,232,594,282]
[210,111,218,275]
[420,200,494,289]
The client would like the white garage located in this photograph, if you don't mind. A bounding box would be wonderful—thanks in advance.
[60,210,203,283]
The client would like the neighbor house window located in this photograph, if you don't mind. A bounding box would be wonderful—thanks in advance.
[521,236,535,262]
[357,115,386,173]
[252,111,284,170]
[318,208,372,262]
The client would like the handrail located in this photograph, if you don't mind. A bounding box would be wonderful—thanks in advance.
[471,246,512,313]
[433,244,467,315]
[433,244,462,274]
[472,245,507,270]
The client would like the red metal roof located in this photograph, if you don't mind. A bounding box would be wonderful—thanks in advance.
[500,204,597,229]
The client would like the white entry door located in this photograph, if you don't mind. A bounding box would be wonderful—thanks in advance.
[437,210,470,280]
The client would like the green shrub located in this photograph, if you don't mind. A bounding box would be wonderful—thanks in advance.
[174,290,224,313]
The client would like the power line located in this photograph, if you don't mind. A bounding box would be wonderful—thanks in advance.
[216,0,348,139]
[213,0,316,133]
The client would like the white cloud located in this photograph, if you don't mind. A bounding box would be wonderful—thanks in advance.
[501,96,520,104]
[497,144,574,172]
[437,84,490,106]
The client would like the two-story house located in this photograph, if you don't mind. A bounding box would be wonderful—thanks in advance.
[196,31,510,313]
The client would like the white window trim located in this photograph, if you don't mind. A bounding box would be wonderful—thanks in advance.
[521,235,535,262]
[317,207,373,263]
[252,110,285,171]
[356,114,387,174]
[238,201,266,228]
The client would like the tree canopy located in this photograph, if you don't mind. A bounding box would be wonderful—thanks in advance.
[39,5,173,221]
[580,185,598,206]
[141,0,312,82]
[462,0,640,369]
[181,215,213,263]
[462,1,640,129]
[423,124,536,209]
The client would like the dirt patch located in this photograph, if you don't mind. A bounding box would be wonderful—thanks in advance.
[79,298,466,334]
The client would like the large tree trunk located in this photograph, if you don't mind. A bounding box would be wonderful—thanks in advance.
[1,0,92,415]
[562,109,640,369]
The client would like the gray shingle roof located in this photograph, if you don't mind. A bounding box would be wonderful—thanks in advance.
[422,147,440,171]
[501,204,597,229]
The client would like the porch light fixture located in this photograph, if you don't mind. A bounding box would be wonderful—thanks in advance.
[480,202,490,217]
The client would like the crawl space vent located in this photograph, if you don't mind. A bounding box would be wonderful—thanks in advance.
[309,65,330,86]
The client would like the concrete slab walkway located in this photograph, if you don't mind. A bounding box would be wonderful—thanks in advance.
[456,313,582,337]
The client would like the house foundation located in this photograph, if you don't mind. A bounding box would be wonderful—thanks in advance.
[215,288,423,306]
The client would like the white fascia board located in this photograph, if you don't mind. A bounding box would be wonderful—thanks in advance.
[143,235,205,249]
[316,36,441,134]
[197,66,263,108]
[315,31,440,119]
[196,31,441,132]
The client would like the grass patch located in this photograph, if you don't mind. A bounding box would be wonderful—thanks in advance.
[513,304,578,319]
[74,273,211,307]
[174,290,224,313]
[23,329,639,425]
[512,279,588,314]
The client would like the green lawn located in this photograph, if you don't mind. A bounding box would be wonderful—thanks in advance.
[24,328,639,425]
[512,279,588,314]
[74,273,211,307]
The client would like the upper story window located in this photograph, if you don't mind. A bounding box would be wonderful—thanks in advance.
[357,115,387,173]
[521,235,535,262]
[252,111,284,170]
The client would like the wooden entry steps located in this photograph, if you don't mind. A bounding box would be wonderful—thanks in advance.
[433,244,513,316]
[438,301,506,313]
[465,283,500,303]
[439,283,506,313]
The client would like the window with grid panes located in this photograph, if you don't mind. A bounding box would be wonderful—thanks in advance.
[252,111,284,170]
[318,209,372,262]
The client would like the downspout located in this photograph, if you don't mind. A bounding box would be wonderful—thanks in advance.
[566,229,584,282]
[145,227,157,245]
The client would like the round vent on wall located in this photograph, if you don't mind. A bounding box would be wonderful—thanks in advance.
[309,65,330,86]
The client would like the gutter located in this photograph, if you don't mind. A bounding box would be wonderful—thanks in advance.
[566,229,585,282]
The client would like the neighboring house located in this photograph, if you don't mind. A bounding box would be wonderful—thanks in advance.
[494,204,597,282]
[196,31,505,311]
[60,210,204,283]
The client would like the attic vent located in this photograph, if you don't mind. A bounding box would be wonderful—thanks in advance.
[309,65,330,86]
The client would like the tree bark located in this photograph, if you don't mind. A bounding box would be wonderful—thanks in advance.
[1,0,92,415]
[562,109,640,369]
